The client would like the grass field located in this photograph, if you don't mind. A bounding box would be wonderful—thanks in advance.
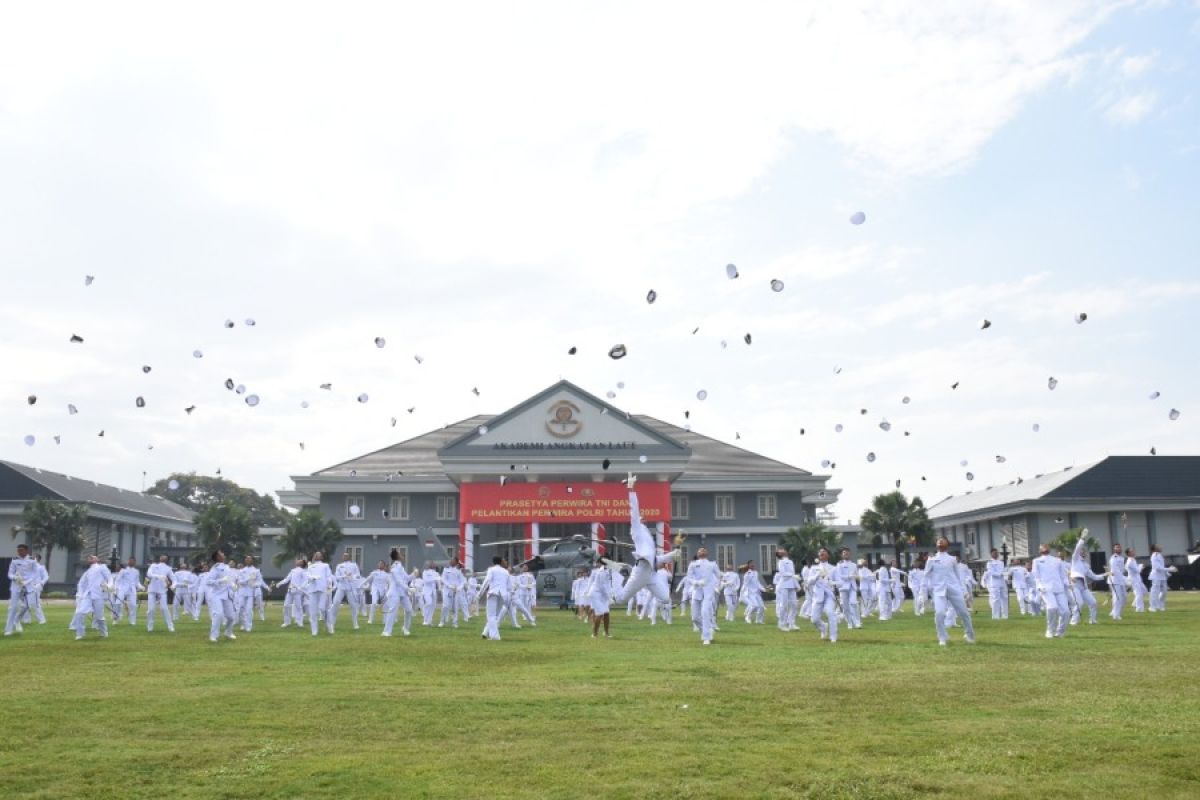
[1,595,1198,800]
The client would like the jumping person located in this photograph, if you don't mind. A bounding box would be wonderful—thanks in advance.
[612,473,679,608]
[925,538,975,647]
[70,555,113,640]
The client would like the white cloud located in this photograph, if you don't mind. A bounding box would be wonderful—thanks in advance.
[1105,90,1158,124]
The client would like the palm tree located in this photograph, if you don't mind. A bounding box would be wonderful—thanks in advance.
[779,522,843,566]
[860,491,934,565]
[195,500,258,561]
[272,509,343,568]
[15,499,89,575]
[1044,528,1100,554]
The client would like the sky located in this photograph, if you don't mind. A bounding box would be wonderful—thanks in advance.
[2,1,1199,523]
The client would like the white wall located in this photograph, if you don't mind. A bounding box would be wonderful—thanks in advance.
[1154,511,1189,555]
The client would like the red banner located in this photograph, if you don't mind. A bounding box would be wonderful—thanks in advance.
[460,482,671,524]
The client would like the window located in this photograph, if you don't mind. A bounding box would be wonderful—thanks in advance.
[671,495,690,519]
[345,496,365,520]
[759,544,778,574]
[436,495,458,521]
[387,496,411,521]
[678,545,690,571]
[714,495,735,520]
[345,546,364,569]
[757,495,778,520]
[716,544,736,571]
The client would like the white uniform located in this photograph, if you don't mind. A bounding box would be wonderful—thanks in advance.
[477,564,512,640]
[172,568,197,621]
[1127,557,1148,612]
[857,565,878,617]
[720,569,740,622]
[440,566,466,627]
[1107,553,1127,620]
[983,558,1009,620]
[613,486,675,606]
[275,566,306,627]
[740,568,766,624]
[24,561,49,624]
[925,551,975,645]
[303,561,335,636]
[586,565,612,617]
[145,563,176,632]
[512,571,537,626]
[685,558,721,644]
[421,568,441,625]
[805,561,838,643]
[875,566,893,621]
[365,569,390,624]
[70,562,113,639]
[648,567,673,624]
[1031,553,1070,638]
[115,566,143,625]
[236,565,265,631]
[5,555,40,635]
[381,560,413,637]
[834,559,860,629]
[1069,534,1103,625]
[1148,552,1168,611]
[329,561,363,632]
[202,562,238,642]
[774,556,799,631]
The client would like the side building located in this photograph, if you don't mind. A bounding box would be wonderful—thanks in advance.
[928,456,1200,565]
[270,380,839,602]
[0,459,196,596]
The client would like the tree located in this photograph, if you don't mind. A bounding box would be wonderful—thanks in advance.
[195,501,258,561]
[272,509,343,568]
[14,499,89,575]
[146,473,289,527]
[1045,528,1101,555]
[860,491,935,548]
[779,522,843,566]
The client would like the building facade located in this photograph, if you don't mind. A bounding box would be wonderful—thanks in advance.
[0,460,196,596]
[270,381,839,600]
[928,456,1200,563]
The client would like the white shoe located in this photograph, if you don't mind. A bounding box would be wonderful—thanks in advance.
[437,623,444,628]
[402,629,410,636]
[75,634,84,641]
[226,633,237,640]
[210,636,218,643]
[702,640,711,646]
[938,640,947,647]
[381,632,392,637]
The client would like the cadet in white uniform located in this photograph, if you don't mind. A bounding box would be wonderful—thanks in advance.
[805,549,838,643]
[303,552,335,636]
[834,549,861,630]
[513,565,537,627]
[1069,529,1104,625]
[908,563,927,616]
[1107,545,1127,620]
[236,556,264,632]
[25,555,49,625]
[365,561,390,624]
[274,559,307,627]
[875,563,894,621]
[420,566,441,626]
[740,562,766,624]
[1148,545,1169,611]
[889,562,907,615]
[1031,544,1070,638]
[440,561,467,628]
[685,548,721,645]
[720,568,740,622]
[983,550,1009,620]
[647,563,674,624]
[114,558,144,626]
[612,474,679,607]
[476,556,512,641]
[381,549,414,637]
[925,538,975,647]
[70,554,112,640]
[5,544,39,635]
[145,555,176,633]
[203,551,238,643]
[857,560,877,617]
[774,549,799,631]
[329,552,363,632]
[172,564,197,622]
[587,562,613,638]
[1125,549,1147,612]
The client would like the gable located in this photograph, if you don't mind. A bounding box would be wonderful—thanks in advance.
[439,381,688,457]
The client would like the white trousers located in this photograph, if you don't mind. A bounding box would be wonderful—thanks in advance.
[1149,580,1167,611]
[809,593,837,642]
[328,585,360,632]
[1109,583,1127,619]
[208,594,236,640]
[382,591,413,635]
[933,590,974,644]
[614,561,671,606]
[1071,578,1097,624]
[776,587,798,629]
[838,587,860,628]
[71,596,109,638]
[147,590,174,632]
[1041,588,1070,637]
[306,592,329,635]
[483,594,505,640]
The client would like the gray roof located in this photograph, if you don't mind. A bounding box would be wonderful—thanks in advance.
[928,456,1200,520]
[313,417,492,477]
[310,414,811,479]
[634,416,810,477]
[0,460,195,523]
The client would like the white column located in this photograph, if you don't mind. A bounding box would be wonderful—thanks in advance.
[531,522,540,557]
[464,523,475,573]
[656,522,666,553]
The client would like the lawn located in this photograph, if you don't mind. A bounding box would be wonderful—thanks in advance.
[1,595,1198,800]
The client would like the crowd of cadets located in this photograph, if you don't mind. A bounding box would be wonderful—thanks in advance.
[6,478,1180,646]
